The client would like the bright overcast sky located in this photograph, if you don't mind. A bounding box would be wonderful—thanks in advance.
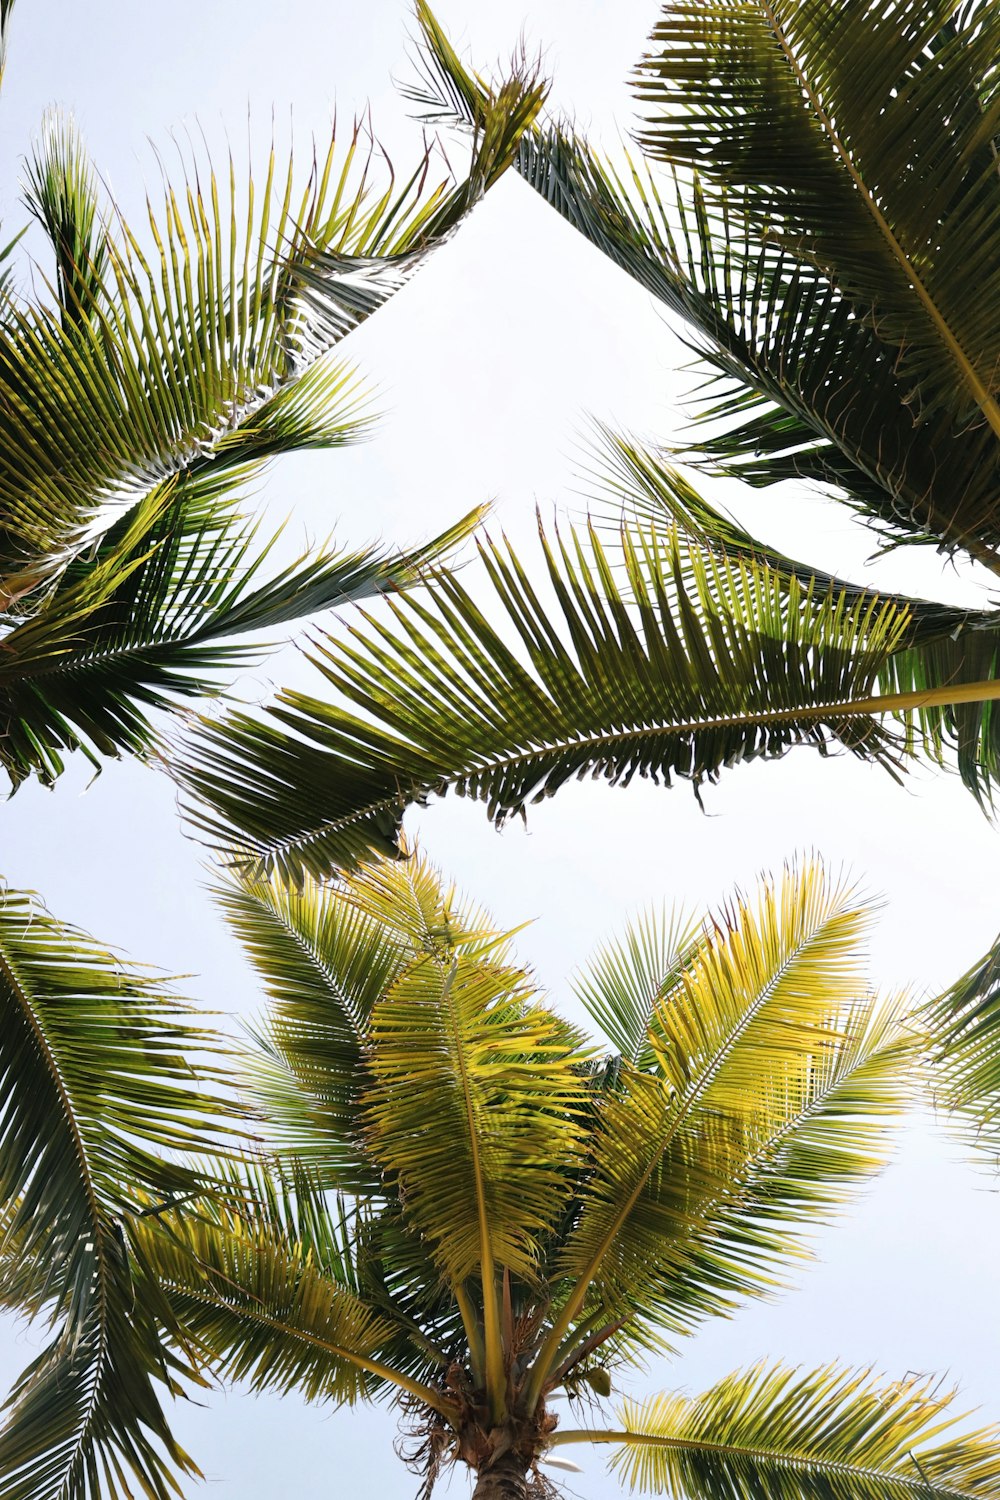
[2,3,1000,1497]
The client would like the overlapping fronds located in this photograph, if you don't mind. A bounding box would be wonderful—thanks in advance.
[527,865,911,1385]
[177,521,912,880]
[621,1,1000,560]
[587,432,991,644]
[0,477,483,789]
[0,8,543,791]
[221,864,410,1186]
[0,886,233,1499]
[132,1196,431,1411]
[558,1361,1000,1499]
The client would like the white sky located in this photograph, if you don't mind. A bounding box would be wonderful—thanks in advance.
[3,2,1000,1496]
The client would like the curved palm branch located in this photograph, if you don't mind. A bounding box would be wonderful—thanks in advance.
[132,1193,446,1414]
[415,0,1000,570]
[0,886,235,1500]
[0,469,482,789]
[6,37,542,586]
[591,435,1000,807]
[550,1361,1000,1500]
[522,863,911,1405]
[176,518,942,881]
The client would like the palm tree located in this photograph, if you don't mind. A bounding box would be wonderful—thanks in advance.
[133,850,1000,1499]
[174,1,1000,880]
[0,0,542,793]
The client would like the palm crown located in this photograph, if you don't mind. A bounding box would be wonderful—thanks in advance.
[133,851,1000,1500]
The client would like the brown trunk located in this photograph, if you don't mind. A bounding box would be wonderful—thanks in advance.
[469,1449,531,1500]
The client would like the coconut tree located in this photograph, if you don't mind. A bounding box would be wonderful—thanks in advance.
[131,850,1000,1499]
[0,0,542,793]
[174,0,1000,878]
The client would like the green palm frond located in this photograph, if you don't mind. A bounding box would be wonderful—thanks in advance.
[551,1361,1000,1499]
[572,905,701,1069]
[176,520,913,880]
[0,466,483,789]
[0,44,541,590]
[588,432,989,643]
[516,117,1000,563]
[525,865,910,1398]
[220,864,411,1186]
[24,114,109,330]
[628,1,1000,558]
[0,886,234,1499]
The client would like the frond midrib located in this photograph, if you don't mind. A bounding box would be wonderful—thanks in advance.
[553,1425,976,1498]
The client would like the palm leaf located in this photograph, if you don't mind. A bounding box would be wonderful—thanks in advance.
[220,863,412,1187]
[0,21,542,595]
[0,886,234,1499]
[551,1361,1000,1499]
[572,904,701,1069]
[176,521,913,880]
[525,865,910,1399]
[132,1196,445,1413]
[360,872,590,1412]
[0,468,483,789]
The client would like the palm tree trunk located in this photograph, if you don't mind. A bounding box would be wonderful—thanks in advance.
[470,1451,532,1499]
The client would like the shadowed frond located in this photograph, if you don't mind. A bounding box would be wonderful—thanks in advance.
[176,521,913,880]
[132,1196,442,1412]
[0,886,234,1500]
[552,1361,1000,1499]
[0,471,483,790]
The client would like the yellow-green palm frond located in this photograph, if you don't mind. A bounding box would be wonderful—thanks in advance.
[551,1361,1000,1500]
[223,853,531,1189]
[176,522,912,881]
[524,866,911,1399]
[0,474,482,790]
[362,951,590,1292]
[132,1195,444,1413]
[4,45,540,587]
[0,887,235,1500]
[587,432,1000,810]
